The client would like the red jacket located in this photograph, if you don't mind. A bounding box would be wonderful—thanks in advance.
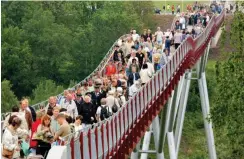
[30,119,42,148]
[105,64,116,76]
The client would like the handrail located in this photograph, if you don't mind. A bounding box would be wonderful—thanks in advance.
[57,9,225,159]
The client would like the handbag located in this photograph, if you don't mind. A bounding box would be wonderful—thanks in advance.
[2,146,14,159]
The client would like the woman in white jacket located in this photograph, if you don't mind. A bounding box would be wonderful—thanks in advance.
[140,63,152,85]
[2,115,22,159]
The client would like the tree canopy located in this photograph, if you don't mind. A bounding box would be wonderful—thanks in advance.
[212,11,244,159]
[1,1,154,106]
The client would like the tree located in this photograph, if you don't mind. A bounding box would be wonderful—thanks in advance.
[1,1,155,100]
[31,79,64,105]
[1,80,19,113]
[1,25,36,98]
[212,11,244,159]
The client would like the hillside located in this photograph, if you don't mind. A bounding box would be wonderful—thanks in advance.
[152,14,175,31]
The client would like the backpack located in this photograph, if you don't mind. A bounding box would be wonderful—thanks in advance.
[100,106,111,121]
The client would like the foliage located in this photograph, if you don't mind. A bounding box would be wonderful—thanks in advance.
[211,11,244,159]
[1,1,154,102]
[1,80,19,113]
[30,79,64,105]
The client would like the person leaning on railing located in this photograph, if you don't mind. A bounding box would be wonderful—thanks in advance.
[53,113,71,142]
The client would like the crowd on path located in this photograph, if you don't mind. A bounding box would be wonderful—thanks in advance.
[1,4,214,159]
[155,1,226,15]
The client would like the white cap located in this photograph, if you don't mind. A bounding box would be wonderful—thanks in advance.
[117,87,123,93]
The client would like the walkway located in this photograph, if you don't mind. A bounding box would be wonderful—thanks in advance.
[45,9,225,159]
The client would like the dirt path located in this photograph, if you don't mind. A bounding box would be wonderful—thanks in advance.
[152,14,175,31]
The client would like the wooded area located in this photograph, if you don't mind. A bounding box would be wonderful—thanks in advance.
[1,1,154,106]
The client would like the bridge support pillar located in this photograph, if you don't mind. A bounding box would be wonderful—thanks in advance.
[197,40,217,159]
[174,70,192,157]
[130,139,141,159]
[198,73,217,159]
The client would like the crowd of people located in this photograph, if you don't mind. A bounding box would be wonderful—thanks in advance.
[1,3,216,158]
[155,2,211,15]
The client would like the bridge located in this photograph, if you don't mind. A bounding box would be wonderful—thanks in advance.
[43,7,225,159]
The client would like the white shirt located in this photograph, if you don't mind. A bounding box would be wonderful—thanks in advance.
[132,33,140,42]
[18,110,28,131]
[60,100,78,118]
[96,105,112,115]
[106,95,120,110]
[125,41,134,56]
[174,32,182,44]
[117,95,126,106]
[127,57,139,68]
[155,31,164,41]
[206,15,210,22]
[179,17,185,24]
[73,124,83,139]
[2,128,20,158]
[146,62,155,75]
[165,31,173,39]
[117,39,122,46]
[129,84,140,97]
[140,69,152,84]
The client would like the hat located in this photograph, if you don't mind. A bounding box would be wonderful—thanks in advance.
[117,87,123,93]
[95,79,102,85]
[94,85,100,89]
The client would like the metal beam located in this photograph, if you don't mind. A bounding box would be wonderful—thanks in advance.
[174,70,192,157]
[140,126,153,159]
[167,132,177,159]
[198,73,217,159]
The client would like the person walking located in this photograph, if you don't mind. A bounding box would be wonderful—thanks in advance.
[172,5,175,15]
[2,115,22,159]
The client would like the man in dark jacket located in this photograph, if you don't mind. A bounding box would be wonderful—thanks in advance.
[113,45,120,61]
[90,85,106,110]
[80,95,96,125]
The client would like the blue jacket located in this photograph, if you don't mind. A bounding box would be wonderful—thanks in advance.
[127,72,140,87]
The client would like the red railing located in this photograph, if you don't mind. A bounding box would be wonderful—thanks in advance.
[60,9,225,159]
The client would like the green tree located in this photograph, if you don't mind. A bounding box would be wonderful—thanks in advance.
[31,79,64,104]
[1,25,36,98]
[1,1,155,100]
[212,11,244,159]
[1,80,19,113]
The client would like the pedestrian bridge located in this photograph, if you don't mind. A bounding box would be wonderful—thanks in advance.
[44,8,225,159]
